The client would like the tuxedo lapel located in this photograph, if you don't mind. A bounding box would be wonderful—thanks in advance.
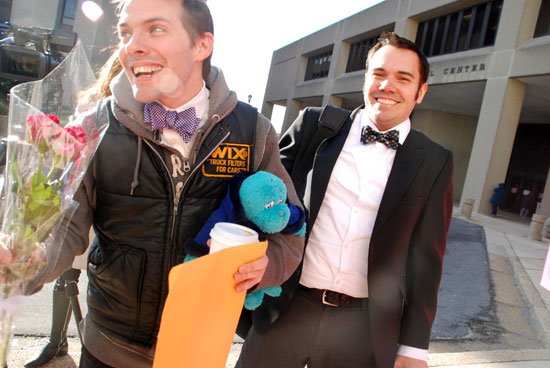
[373,130,424,234]
[306,110,357,228]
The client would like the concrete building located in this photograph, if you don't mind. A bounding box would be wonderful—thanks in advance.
[2,0,118,70]
[262,0,550,218]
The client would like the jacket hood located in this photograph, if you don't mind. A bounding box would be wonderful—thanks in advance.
[109,66,238,140]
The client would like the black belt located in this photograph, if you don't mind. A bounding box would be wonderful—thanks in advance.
[299,285,368,308]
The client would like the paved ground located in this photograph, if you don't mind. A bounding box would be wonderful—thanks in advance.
[5,207,550,367]
[426,210,550,367]
[432,218,493,340]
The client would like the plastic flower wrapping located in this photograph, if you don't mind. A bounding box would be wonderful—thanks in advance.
[0,41,109,363]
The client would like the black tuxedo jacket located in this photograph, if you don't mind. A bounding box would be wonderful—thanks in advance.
[275,106,453,368]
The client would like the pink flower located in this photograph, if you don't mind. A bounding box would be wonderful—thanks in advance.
[51,127,87,162]
[26,113,62,154]
[66,126,86,144]
[26,113,88,162]
[46,114,59,124]
[26,113,60,141]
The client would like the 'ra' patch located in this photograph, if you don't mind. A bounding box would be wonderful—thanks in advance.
[202,143,251,177]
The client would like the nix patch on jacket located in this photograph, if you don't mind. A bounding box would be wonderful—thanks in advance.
[202,143,251,177]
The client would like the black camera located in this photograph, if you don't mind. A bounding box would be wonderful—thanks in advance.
[0,23,77,81]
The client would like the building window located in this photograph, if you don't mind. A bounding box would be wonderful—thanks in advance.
[304,49,333,81]
[535,0,550,37]
[415,0,503,57]
[346,35,379,73]
[57,0,78,31]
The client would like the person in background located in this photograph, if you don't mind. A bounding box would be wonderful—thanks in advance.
[520,188,533,218]
[237,32,454,368]
[1,0,304,367]
[490,183,505,217]
[24,53,122,368]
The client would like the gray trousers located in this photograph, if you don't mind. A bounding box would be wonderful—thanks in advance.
[236,287,377,368]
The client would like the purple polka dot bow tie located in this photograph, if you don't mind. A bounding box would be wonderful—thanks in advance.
[360,125,400,150]
[144,102,201,143]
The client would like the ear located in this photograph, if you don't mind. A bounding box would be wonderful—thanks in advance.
[415,82,428,104]
[193,32,214,62]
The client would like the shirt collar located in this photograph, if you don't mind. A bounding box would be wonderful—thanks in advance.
[359,110,410,145]
[157,81,209,120]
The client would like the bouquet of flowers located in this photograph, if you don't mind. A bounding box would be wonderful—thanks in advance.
[0,41,108,364]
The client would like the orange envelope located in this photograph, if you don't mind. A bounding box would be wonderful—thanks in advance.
[153,241,267,368]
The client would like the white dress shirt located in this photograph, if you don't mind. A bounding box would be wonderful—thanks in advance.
[299,109,427,361]
[157,81,210,159]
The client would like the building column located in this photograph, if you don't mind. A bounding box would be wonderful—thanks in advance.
[394,17,419,41]
[539,170,550,217]
[261,102,274,121]
[323,95,343,107]
[460,78,526,215]
[281,98,301,134]
[322,22,346,107]
[494,0,543,50]
[0,116,7,137]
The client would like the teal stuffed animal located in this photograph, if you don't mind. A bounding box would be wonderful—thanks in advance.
[185,171,306,310]
[239,171,306,236]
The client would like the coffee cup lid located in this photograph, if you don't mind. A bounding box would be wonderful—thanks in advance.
[210,222,259,246]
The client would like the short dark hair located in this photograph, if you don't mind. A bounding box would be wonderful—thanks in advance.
[180,0,214,79]
[117,0,214,79]
[366,31,429,87]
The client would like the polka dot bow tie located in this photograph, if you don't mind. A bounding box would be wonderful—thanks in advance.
[360,125,400,150]
[144,102,201,143]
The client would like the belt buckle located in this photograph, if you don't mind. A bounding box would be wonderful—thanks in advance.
[322,289,339,307]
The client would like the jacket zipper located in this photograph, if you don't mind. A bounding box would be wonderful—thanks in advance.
[143,139,178,240]
[143,129,230,242]
[181,130,230,190]
[167,130,230,271]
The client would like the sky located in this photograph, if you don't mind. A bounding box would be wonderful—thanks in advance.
[207,0,385,130]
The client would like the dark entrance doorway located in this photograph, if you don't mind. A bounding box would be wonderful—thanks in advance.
[501,123,550,216]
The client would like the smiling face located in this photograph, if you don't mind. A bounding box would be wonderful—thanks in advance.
[363,45,428,131]
[117,0,213,108]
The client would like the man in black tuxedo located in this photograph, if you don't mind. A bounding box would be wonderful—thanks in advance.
[237,32,453,368]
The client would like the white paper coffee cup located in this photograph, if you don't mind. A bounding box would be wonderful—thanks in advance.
[209,222,259,254]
